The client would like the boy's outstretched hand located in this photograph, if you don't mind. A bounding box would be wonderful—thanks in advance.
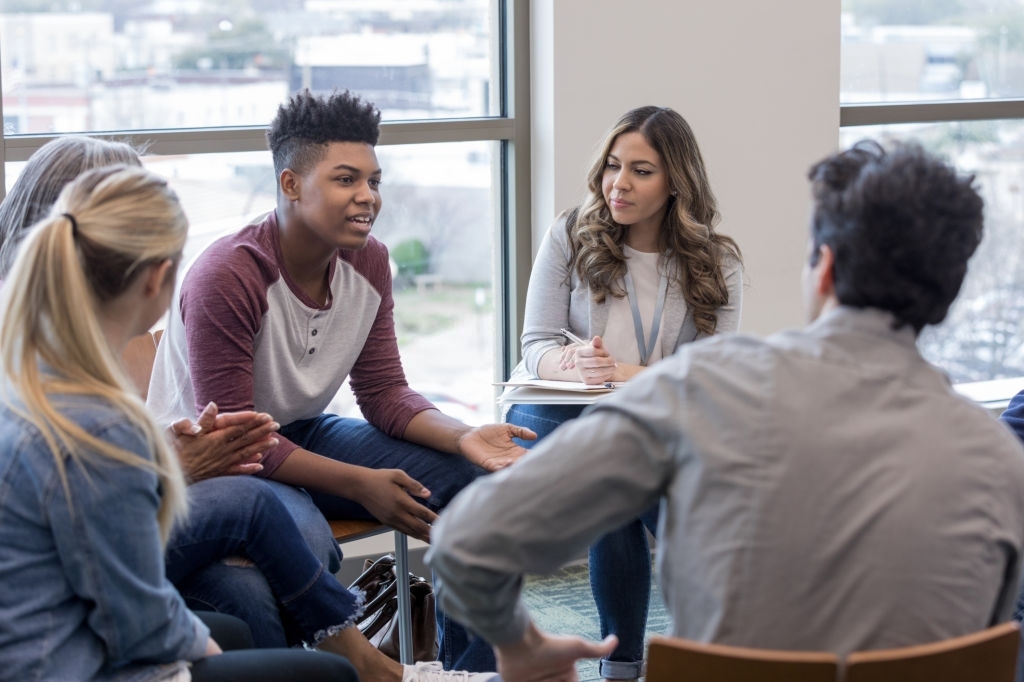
[458,423,536,471]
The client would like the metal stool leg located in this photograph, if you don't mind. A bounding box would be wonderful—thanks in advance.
[394,530,413,664]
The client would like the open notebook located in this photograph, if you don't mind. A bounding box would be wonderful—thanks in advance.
[496,378,626,405]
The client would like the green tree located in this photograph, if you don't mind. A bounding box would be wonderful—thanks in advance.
[391,239,431,282]
[173,16,290,71]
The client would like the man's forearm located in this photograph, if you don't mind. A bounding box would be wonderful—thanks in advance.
[429,550,533,646]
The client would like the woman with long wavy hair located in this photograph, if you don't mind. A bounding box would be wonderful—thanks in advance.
[506,106,744,681]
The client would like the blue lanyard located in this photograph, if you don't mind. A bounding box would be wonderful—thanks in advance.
[623,268,668,367]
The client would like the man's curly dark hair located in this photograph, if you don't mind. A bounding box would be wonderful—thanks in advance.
[807,139,983,333]
[266,89,381,176]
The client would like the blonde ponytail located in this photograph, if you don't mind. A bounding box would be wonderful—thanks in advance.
[0,165,189,543]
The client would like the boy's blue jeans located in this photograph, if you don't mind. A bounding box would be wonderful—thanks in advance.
[506,403,660,680]
[281,414,496,672]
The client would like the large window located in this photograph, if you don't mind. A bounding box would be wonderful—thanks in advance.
[1,0,500,134]
[1,0,530,423]
[842,1,1024,394]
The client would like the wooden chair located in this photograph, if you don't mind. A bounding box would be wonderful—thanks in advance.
[647,622,1020,682]
[645,636,839,682]
[327,519,415,664]
[844,621,1020,682]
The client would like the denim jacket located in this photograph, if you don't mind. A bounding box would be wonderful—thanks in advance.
[0,393,207,681]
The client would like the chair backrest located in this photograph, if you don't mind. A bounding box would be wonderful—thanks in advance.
[646,636,839,682]
[844,621,1020,682]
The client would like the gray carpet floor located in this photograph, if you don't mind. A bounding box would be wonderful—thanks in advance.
[523,562,670,681]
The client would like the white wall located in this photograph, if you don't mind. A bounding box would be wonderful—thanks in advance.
[531,0,841,336]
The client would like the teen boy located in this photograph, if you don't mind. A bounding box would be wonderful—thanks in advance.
[149,89,532,678]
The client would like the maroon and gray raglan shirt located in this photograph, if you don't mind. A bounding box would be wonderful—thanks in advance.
[147,211,433,476]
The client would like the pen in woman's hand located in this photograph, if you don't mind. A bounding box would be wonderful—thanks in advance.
[560,327,588,346]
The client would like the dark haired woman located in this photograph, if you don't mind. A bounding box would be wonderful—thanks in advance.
[507,106,743,681]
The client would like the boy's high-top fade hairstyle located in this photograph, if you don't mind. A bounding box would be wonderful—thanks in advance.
[267,89,382,177]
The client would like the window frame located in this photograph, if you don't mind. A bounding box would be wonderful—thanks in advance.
[841,99,1024,127]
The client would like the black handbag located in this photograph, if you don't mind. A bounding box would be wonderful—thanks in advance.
[348,554,439,662]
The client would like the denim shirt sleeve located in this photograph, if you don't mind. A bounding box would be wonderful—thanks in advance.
[46,419,208,668]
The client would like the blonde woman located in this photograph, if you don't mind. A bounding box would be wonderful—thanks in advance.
[0,165,357,681]
[0,135,344,649]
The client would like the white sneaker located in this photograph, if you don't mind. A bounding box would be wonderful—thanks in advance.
[401,661,499,682]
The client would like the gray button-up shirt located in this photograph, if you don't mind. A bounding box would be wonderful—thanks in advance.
[429,306,1024,655]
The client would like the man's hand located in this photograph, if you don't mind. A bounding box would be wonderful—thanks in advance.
[457,423,536,471]
[495,623,617,682]
[351,468,437,542]
[170,402,279,483]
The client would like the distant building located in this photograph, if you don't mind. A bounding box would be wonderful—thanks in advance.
[292,34,433,112]
[0,13,116,85]
[292,31,490,117]
[841,20,981,101]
